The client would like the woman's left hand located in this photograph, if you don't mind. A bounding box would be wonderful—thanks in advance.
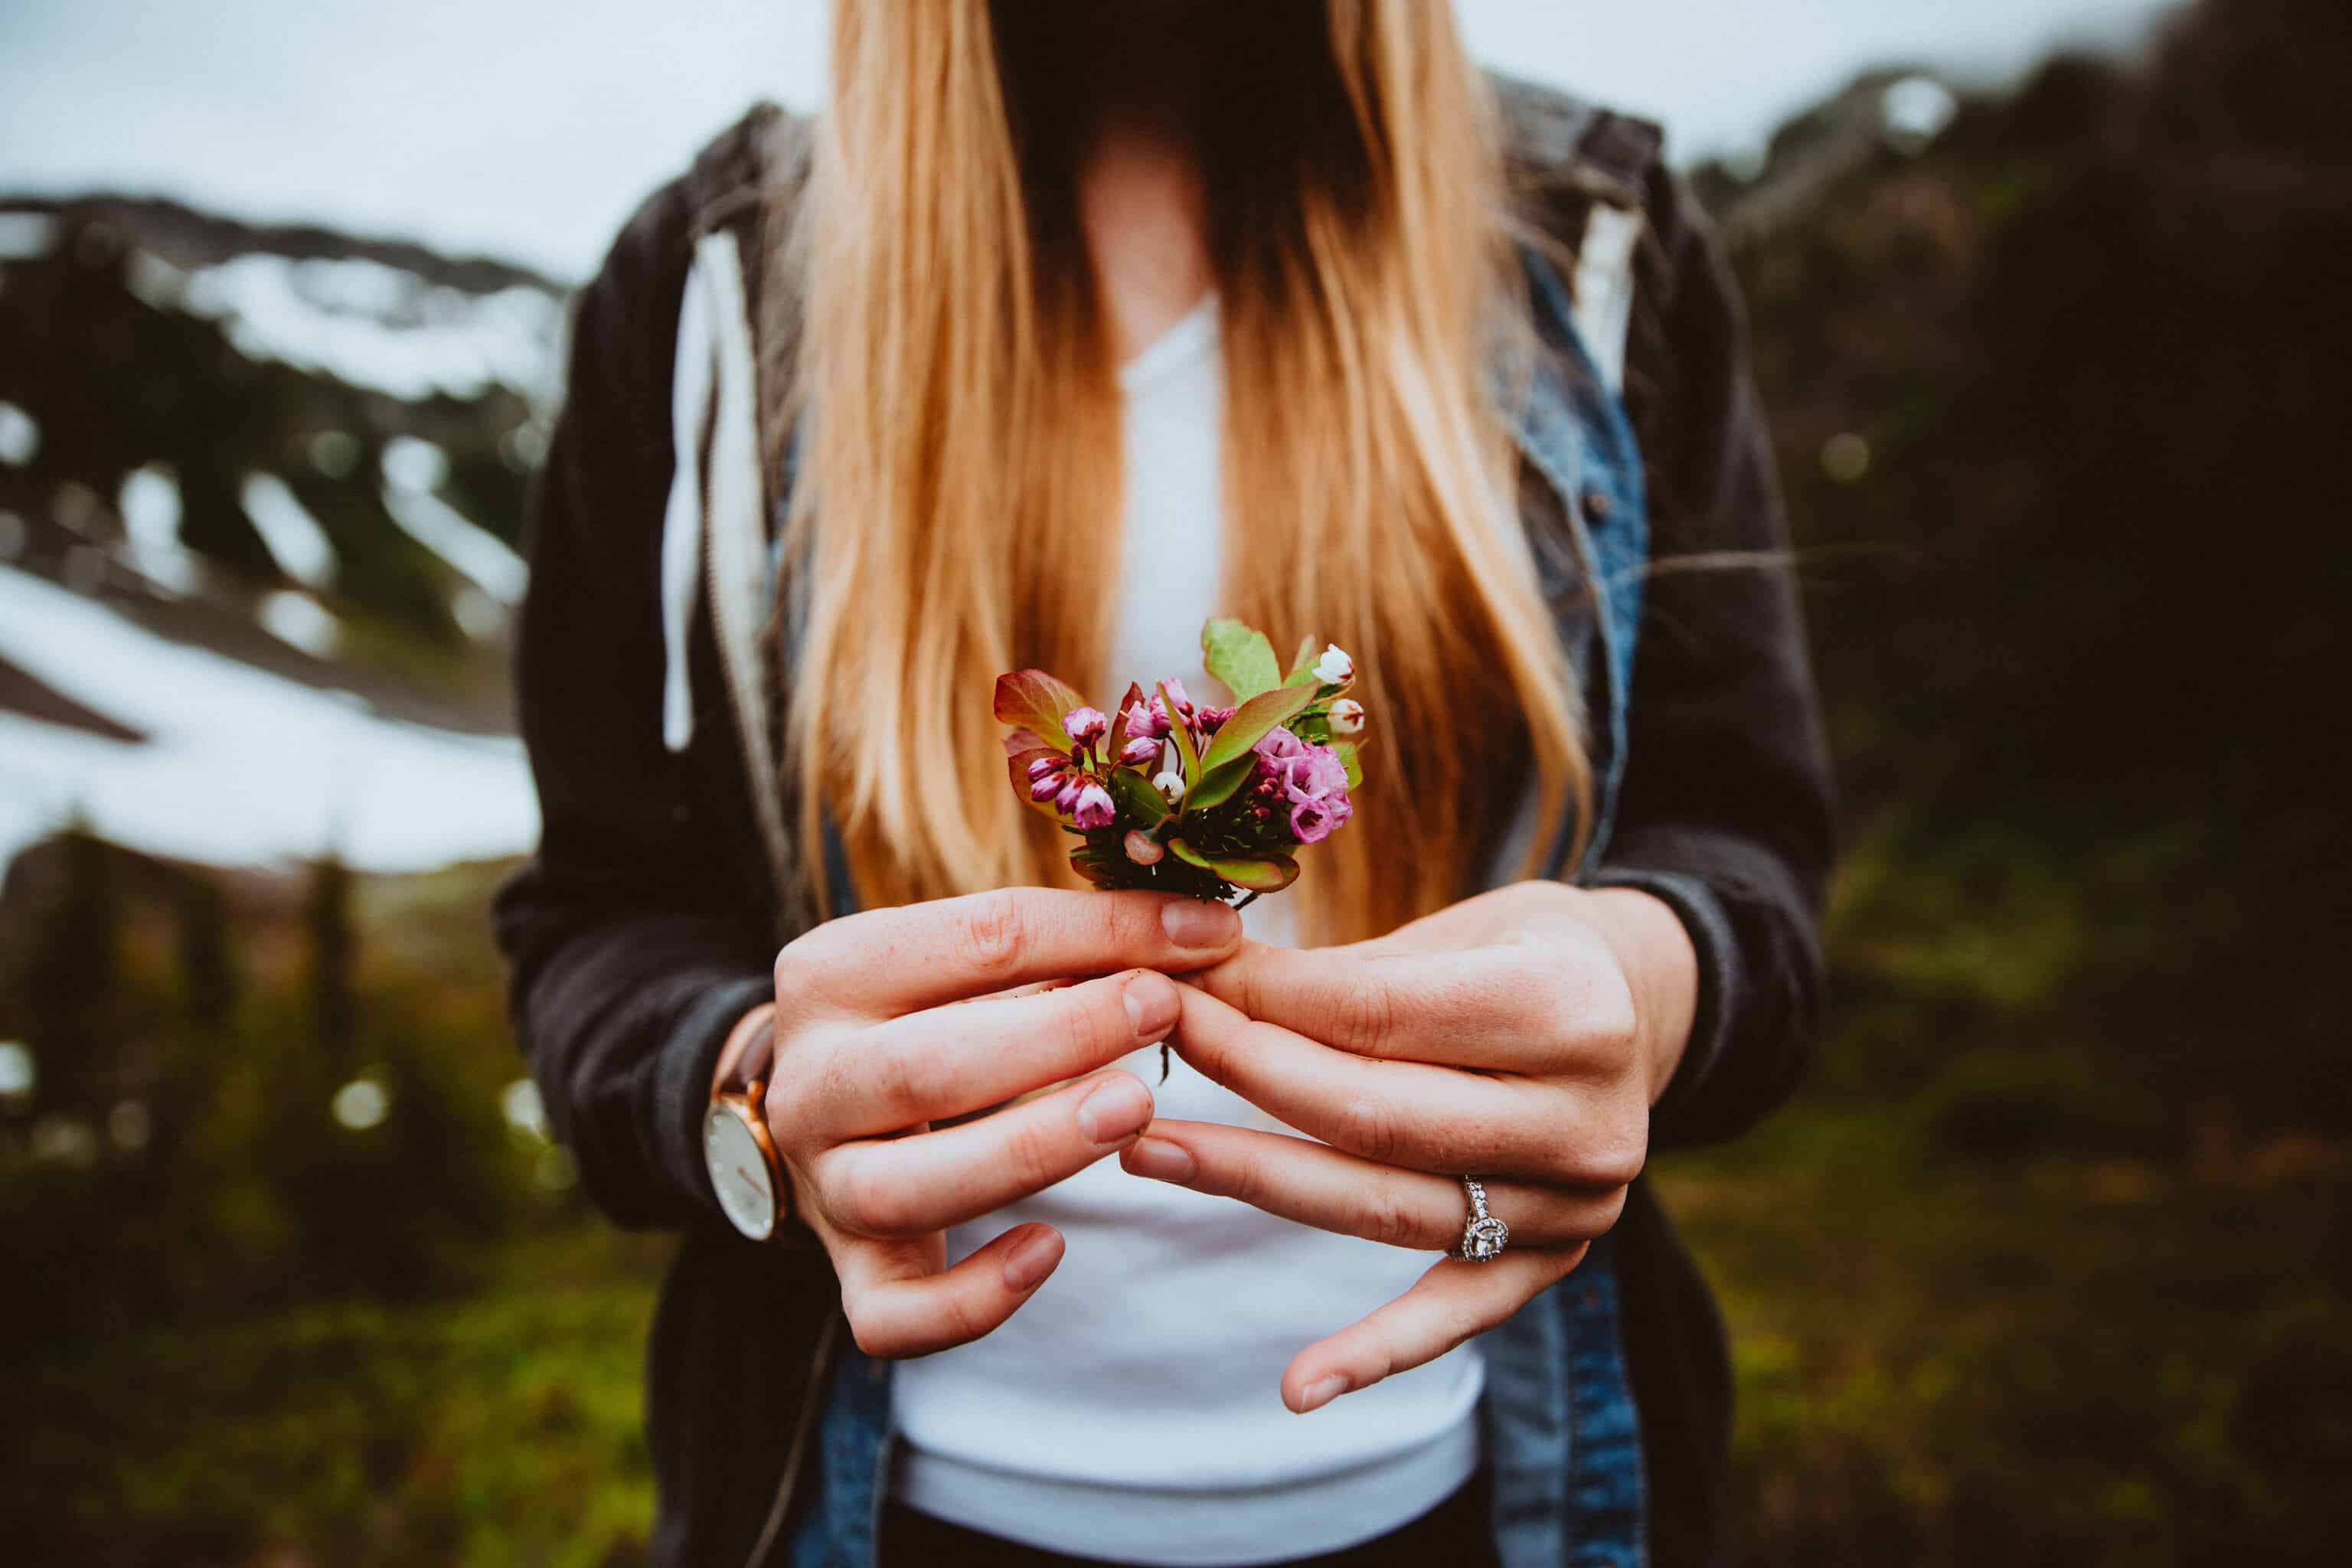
[1119,880,1698,1413]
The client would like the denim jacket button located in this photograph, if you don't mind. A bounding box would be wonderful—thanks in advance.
[1581,488,1612,524]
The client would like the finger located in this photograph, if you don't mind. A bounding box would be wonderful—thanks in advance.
[1193,938,1563,1072]
[1281,1246,1589,1413]
[1171,986,1603,1180]
[835,1223,1067,1360]
[815,1070,1155,1238]
[777,888,1243,1018]
[805,967,1179,1138]
[1119,1121,1623,1252]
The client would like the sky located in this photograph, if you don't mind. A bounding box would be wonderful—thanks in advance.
[0,0,2178,283]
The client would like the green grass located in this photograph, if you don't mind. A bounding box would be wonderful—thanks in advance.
[12,1120,2345,1566]
[6,1234,669,1568]
[1658,1109,2352,1566]
[7,848,2344,1564]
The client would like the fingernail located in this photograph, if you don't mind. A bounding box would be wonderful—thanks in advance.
[1076,1073,1152,1147]
[1122,1135,1196,1184]
[1121,970,1179,1036]
[1003,1227,1060,1292]
[1295,1374,1351,1414]
[1161,897,1240,949]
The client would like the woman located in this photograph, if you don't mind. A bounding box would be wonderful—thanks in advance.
[495,3,1833,1566]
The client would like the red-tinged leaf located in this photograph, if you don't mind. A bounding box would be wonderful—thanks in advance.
[1199,681,1317,773]
[1168,839,1300,893]
[994,670,1088,750]
[1003,727,1047,756]
[1008,745,1067,820]
[1105,681,1144,762]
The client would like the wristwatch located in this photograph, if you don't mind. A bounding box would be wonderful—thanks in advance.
[703,1004,797,1242]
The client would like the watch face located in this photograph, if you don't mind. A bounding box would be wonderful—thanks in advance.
[704,1102,777,1241]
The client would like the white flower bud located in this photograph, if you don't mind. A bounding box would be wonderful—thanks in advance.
[1312,643,1354,684]
[1153,769,1186,807]
[1328,698,1365,739]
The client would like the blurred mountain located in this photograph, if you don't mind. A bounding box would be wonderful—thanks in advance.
[1698,0,2350,1131]
[0,191,563,735]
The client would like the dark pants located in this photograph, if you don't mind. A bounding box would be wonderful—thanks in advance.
[880,1470,1499,1568]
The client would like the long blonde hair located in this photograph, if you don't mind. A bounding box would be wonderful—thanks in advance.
[782,0,1589,944]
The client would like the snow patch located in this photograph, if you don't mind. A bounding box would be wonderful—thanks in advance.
[380,438,524,605]
[117,465,201,596]
[256,588,341,657]
[119,247,561,407]
[0,564,536,874]
[240,472,338,588]
[0,401,38,466]
[1883,76,1959,149]
[0,212,59,261]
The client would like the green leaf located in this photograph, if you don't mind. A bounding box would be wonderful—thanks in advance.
[1199,682,1317,774]
[1284,635,1321,686]
[994,670,1088,750]
[1184,752,1256,812]
[1335,741,1362,791]
[1168,839,1300,893]
[1160,681,1201,789]
[1201,619,1280,702]
[1106,766,1171,826]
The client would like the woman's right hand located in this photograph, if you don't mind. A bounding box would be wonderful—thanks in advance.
[755,887,1242,1359]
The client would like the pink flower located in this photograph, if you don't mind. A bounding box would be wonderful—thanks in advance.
[1195,704,1235,735]
[1254,725,1307,763]
[1122,700,1166,740]
[1129,677,1193,740]
[1277,745,1349,805]
[1027,756,1061,782]
[1265,741,1352,844]
[1119,735,1164,768]
[1122,829,1165,866]
[1063,706,1108,746]
[1054,777,1083,815]
[1031,768,1067,802]
[1289,791,1354,844]
[1073,782,1116,831]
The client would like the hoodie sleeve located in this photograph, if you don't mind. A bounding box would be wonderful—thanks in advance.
[1588,167,1839,1148]
[491,172,776,1230]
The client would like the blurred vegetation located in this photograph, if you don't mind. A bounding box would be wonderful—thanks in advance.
[2,0,2347,1563]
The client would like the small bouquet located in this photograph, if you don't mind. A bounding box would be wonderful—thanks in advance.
[996,618,1366,907]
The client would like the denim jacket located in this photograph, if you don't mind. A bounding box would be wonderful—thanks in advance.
[773,240,1655,1568]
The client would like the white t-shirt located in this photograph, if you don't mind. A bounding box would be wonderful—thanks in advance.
[888,296,1484,1566]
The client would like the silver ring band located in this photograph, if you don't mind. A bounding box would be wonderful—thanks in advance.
[1454,1175,1509,1263]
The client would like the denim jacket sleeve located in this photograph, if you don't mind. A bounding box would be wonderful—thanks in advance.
[1589,168,1838,1148]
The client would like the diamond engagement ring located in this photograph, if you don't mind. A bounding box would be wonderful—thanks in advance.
[1455,1176,1510,1263]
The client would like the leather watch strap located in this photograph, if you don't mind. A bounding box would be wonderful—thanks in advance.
[715,1001,779,1095]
